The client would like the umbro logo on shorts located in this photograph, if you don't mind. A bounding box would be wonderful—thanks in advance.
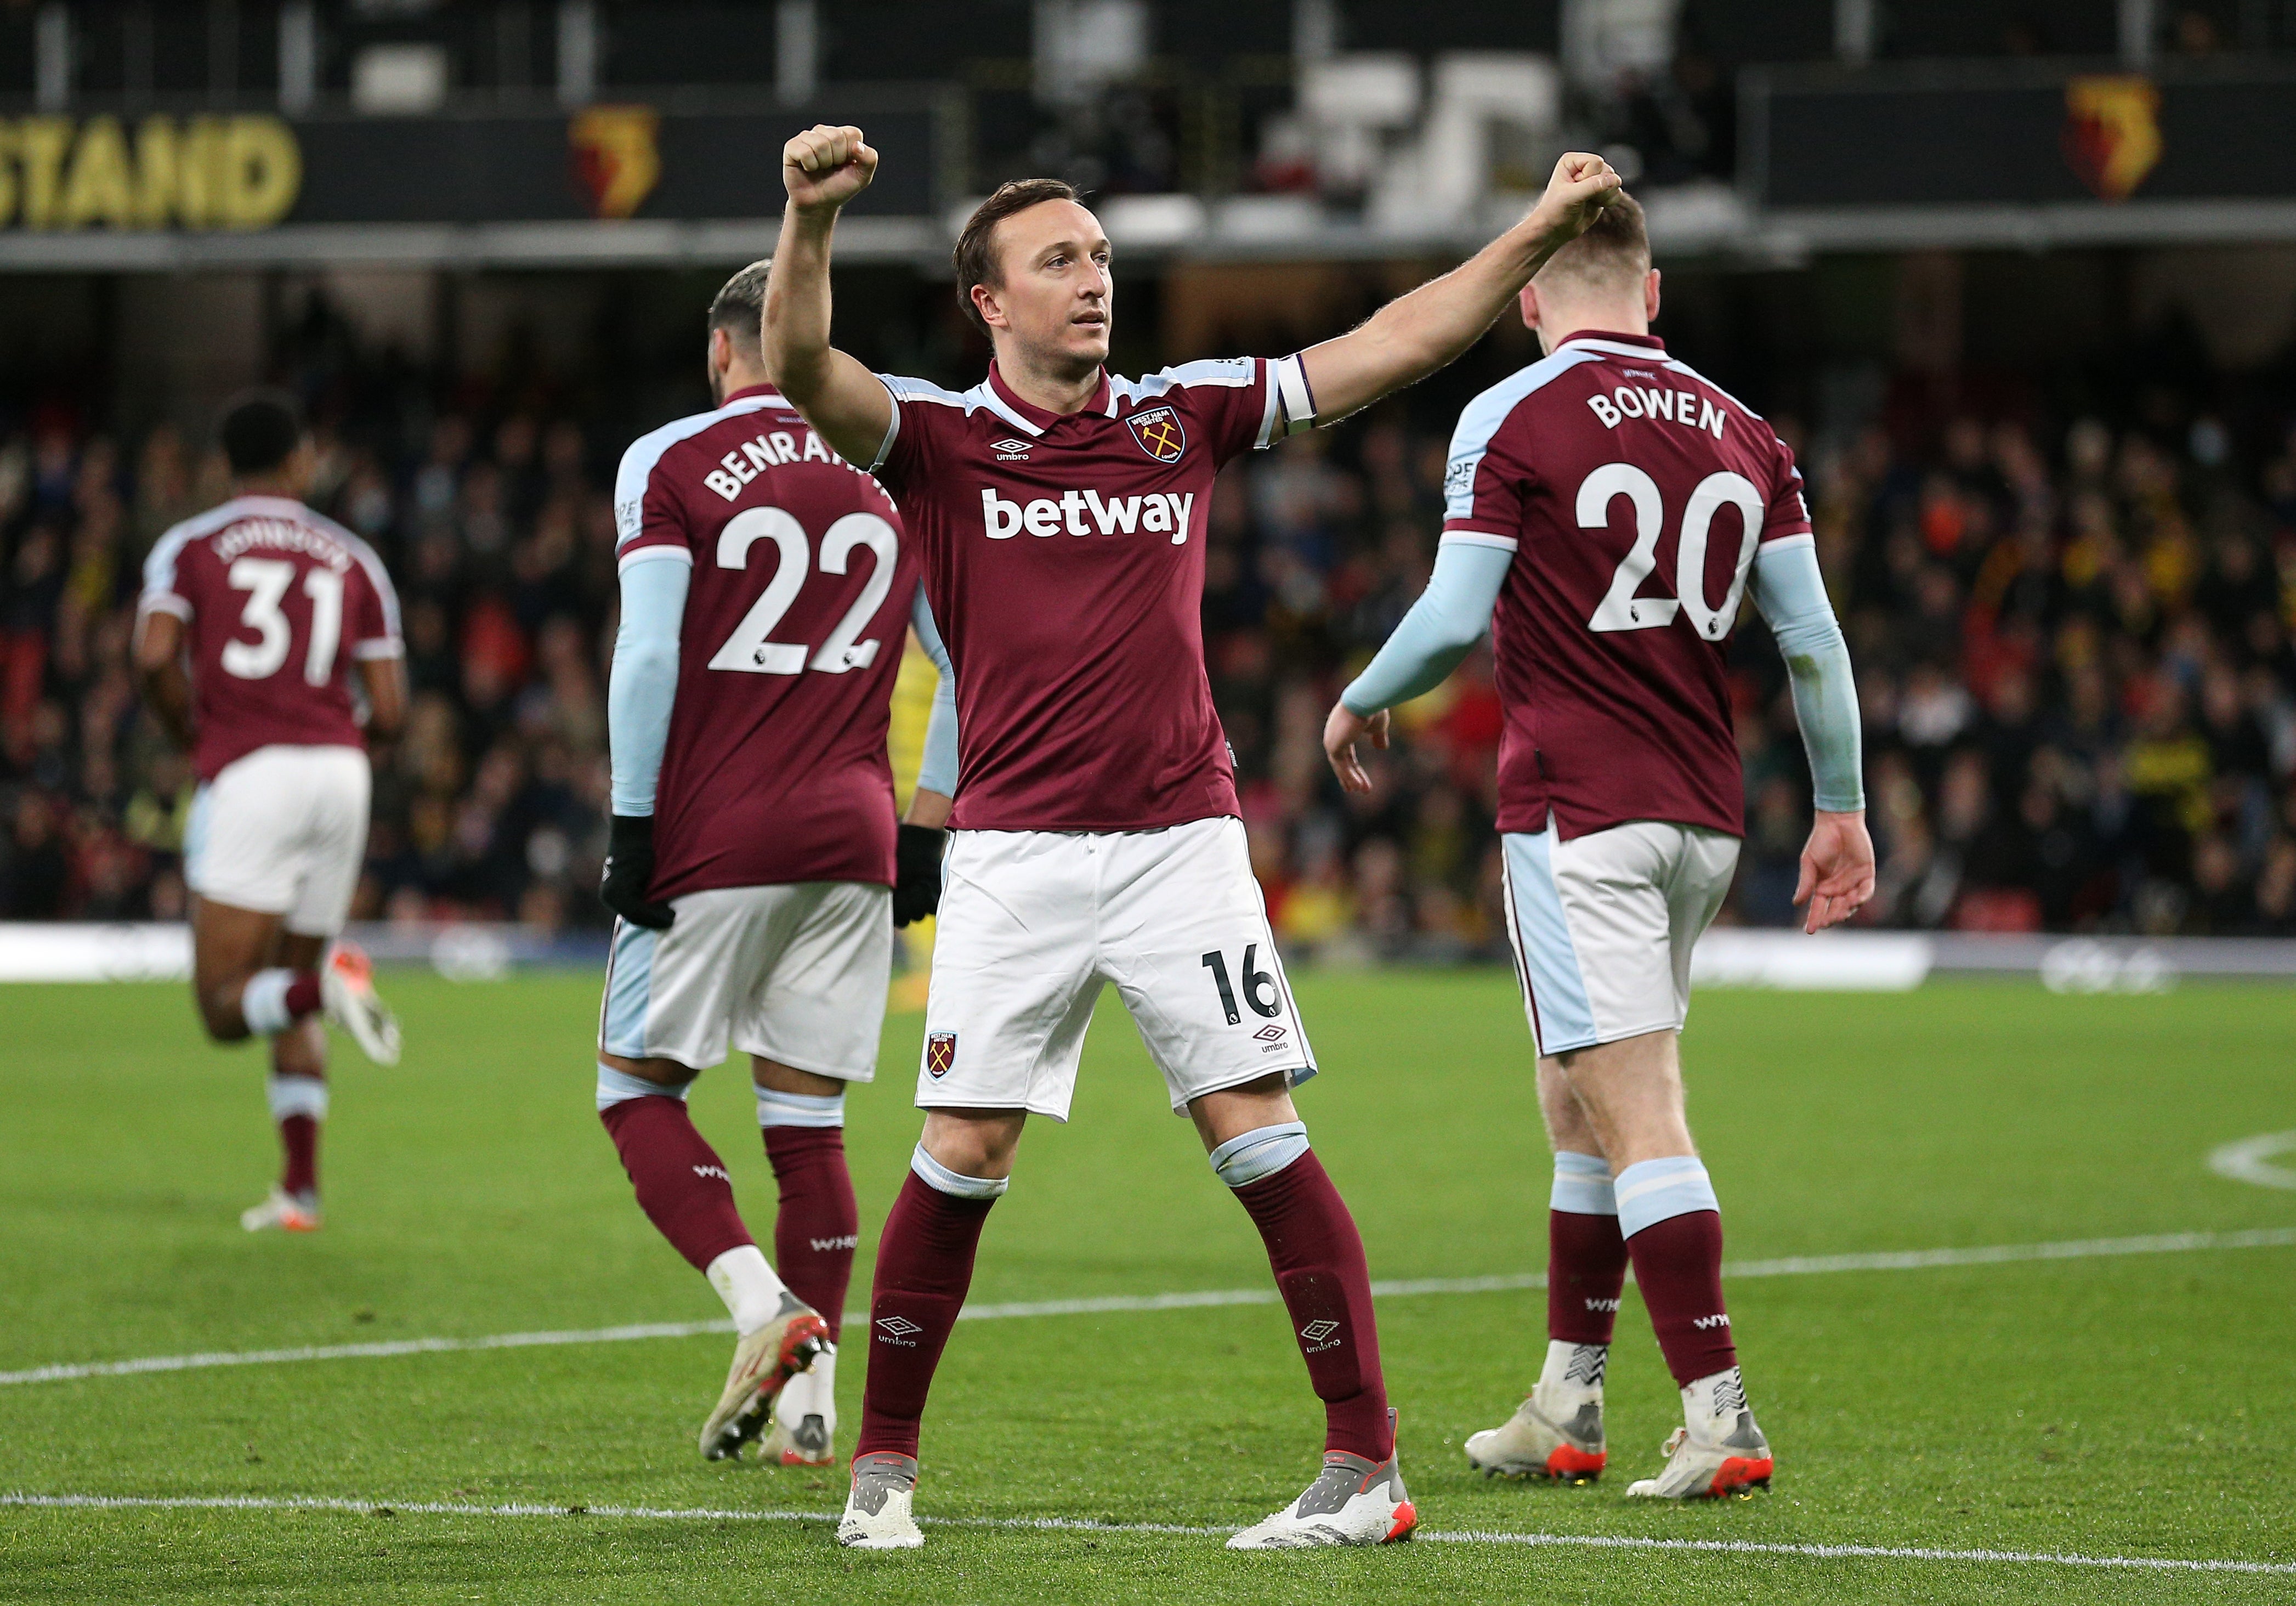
[1252,1024,1286,1042]
[876,1315,922,1347]
[926,1032,956,1078]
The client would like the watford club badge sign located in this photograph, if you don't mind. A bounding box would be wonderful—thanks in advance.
[570,105,662,220]
[1126,405,1187,464]
[2062,76,2162,203]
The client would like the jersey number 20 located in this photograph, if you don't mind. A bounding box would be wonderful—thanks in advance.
[1580,464,1764,642]
[708,506,897,675]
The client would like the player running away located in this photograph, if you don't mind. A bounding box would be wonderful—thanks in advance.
[1324,194,1873,1501]
[765,125,1619,1550]
[133,392,407,1234]
[597,261,958,1468]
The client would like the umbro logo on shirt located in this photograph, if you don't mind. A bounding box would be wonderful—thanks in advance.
[990,438,1033,460]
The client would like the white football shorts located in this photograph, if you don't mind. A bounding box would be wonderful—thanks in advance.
[599,881,891,1079]
[919,816,1316,1121]
[1499,817,1741,1057]
[184,744,371,937]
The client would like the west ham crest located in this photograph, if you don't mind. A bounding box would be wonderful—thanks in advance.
[926,1032,957,1078]
[1126,405,1186,464]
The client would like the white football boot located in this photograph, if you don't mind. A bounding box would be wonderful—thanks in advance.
[240,1185,321,1233]
[1466,1341,1608,1481]
[699,1290,832,1461]
[321,942,401,1066]
[837,1451,924,1549]
[761,1353,836,1466]
[1625,1369,1773,1500]
[1228,1409,1417,1550]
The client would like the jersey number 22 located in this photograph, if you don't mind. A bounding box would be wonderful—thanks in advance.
[708,506,897,675]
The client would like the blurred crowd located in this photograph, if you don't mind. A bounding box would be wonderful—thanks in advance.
[5,344,2296,958]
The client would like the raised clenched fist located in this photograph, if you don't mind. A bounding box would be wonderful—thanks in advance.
[1533,151,1623,240]
[783,123,878,213]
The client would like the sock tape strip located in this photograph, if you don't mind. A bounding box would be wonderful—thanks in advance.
[1550,1150,1616,1216]
[910,1141,1008,1200]
[1206,1121,1309,1189]
[755,1087,847,1129]
[1614,1156,1719,1239]
[265,1075,330,1122]
[595,1063,692,1112]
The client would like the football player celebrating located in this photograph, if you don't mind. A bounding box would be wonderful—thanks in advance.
[1324,194,1873,1500]
[598,261,957,1468]
[133,391,407,1234]
[764,125,1619,1549]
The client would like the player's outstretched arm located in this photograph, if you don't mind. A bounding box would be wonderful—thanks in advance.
[1296,152,1621,426]
[130,610,195,750]
[764,124,895,467]
[1322,539,1512,793]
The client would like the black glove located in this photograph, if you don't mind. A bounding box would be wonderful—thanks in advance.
[893,823,946,927]
[600,814,676,929]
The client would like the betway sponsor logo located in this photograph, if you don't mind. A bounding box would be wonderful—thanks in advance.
[1586,384,1728,439]
[980,488,1194,545]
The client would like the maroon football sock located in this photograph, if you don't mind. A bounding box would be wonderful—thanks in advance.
[856,1172,996,1460]
[1625,1210,1737,1386]
[1549,1208,1629,1345]
[764,1125,859,1342]
[279,1115,320,1200]
[599,1096,754,1273]
[1231,1151,1393,1462]
[283,971,323,1020]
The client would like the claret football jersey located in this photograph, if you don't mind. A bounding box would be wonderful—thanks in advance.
[138,495,402,782]
[1442,330,1812,841]
[615,384,922,897]
[866,357,1310,833]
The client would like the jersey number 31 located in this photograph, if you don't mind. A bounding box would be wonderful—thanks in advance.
[708,506,897,675]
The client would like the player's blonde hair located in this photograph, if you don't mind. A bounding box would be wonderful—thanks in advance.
[1533,191,1649,295]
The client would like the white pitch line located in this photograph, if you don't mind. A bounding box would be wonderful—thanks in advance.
[4,1226,2292,1390]
[4,1493,2290,1576]
[2209,1131,2296,1192]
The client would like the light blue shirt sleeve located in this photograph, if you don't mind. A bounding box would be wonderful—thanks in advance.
[1339,539,1515,716]
[911,583,960,799]
[608,555,691,816]
[1751,538,1864,813]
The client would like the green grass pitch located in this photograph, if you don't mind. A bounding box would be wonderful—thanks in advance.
[1,971,2292,1603]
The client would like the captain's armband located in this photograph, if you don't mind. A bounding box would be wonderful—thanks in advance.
[1271,354,1317,438]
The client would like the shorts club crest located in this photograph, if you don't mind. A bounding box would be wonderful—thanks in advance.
[1126,405,1187,463]
[925,1032,957,1078]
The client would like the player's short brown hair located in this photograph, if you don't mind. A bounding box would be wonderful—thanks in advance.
[953,178,1081,332]
[1533,191,1650,295]
[707,258,773,358]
